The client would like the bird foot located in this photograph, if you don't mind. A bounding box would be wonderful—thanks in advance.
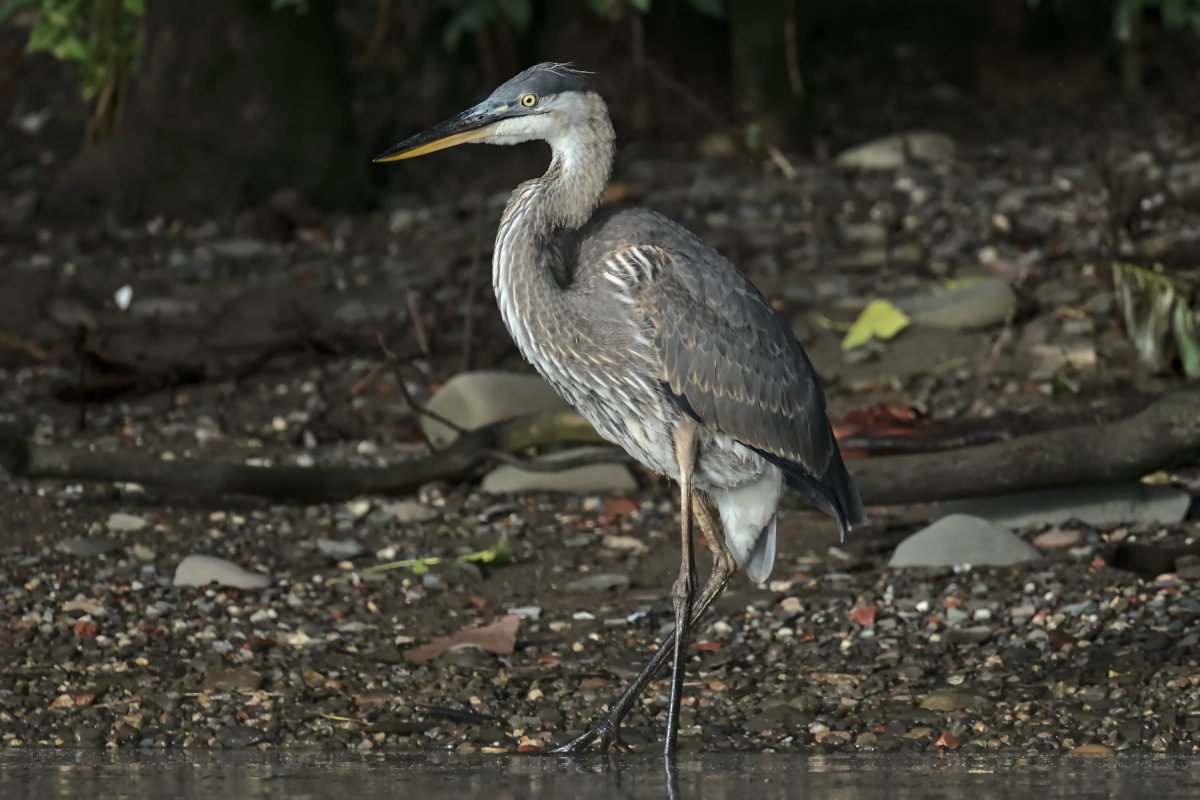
[550,720,628,754]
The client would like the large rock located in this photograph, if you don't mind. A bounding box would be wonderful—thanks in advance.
[835,131,956,170]
[481,447,636,495]
[889,514,1041,568]
[893,278,1016,331]
[940,484,1192,530]
[421,371,571,446]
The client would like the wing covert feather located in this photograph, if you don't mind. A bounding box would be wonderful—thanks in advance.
[635,243,835,480]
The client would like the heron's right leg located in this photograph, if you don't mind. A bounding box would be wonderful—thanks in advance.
[663,421,700,757]
[551,496,736,755]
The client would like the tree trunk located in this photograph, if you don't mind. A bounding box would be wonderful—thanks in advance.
[727,0,811,154]
[45,0,371,221]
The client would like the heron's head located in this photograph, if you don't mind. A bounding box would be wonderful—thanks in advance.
[374,63,603,164]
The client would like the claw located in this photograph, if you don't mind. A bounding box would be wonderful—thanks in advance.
[551,719,626,754]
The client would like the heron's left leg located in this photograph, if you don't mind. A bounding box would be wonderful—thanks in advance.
[664,419,699,758]
[691,495,736,616]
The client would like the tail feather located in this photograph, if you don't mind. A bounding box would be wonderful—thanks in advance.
[744,513,777,584]
[751,425,866,541]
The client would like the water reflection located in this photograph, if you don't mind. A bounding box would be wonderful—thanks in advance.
[1,750,1198,799]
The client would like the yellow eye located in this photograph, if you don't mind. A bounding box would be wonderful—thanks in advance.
[521,93,537,108]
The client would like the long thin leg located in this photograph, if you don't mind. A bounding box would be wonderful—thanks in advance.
[664,422,699,757]
[552,495,737,754]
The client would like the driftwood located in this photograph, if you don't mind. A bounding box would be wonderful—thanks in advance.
[0,411,606,502]
[847,388,1200,506]
[1,390,1198,505]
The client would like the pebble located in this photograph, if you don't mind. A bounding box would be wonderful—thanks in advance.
[214,725,266,749]
[173,554,271,589]
[201,666,263,692]
[564,573,630,593]
[317,537,366,559]
[1032,528,1084,550]
[945,626,994,645]
[56,537,114,557]
[106,512,149,532]
[921,690,988,714]
[602,535,649,555]
[131,543,156,561]
[377,500,437,523]
[889,514,1041,568]
[1069,743,1116,757]
[835,130,956,169]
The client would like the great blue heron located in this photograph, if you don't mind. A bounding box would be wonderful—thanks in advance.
[375,63,865,757]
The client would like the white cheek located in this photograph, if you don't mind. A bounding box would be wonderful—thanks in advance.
[490,116,548,145]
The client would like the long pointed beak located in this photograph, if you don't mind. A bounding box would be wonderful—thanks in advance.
[373,106,505,163]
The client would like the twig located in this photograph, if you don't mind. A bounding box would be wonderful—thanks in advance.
[783,3,804,97]
[406,290,430,357]
[638,56,741,147]
[348,361,388,399]
[766,145,797,180]
[374,330,465,445]
[0,331,51,362]
[354,0,393,71]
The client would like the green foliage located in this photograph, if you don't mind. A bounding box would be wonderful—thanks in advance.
[362,535,513,576]
[1113,263,1200,379]
[586,0,724,21]
[0,0,144,102]
[1029,0,1200,37]
[433,0,533,51]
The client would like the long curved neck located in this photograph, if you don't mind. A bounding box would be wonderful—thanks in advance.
[493,100,615,358]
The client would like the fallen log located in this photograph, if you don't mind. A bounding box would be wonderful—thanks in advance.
[1,390,1197,506]
[0,411,605,502]
[847,388,1200,506]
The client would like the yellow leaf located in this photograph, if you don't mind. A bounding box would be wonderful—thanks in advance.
[842,299,910,350]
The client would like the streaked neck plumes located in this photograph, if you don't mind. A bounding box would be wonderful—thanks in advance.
[492,92,615,354]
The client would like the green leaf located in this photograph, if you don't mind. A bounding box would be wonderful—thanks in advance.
[629,0,652,13]
[497,0,532,31]
[687,0,724,18]
[52,35,88,63]
[584,0,614,19]
[122,0,144,15]
[1113,262,1179,374]
[1172,301,1200,378]
[0,0,39,25]
[442,5,490,52]
[1162,0,1190,28]
[842,299,910,351]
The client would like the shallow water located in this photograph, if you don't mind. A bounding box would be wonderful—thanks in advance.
[2,751,1199,800]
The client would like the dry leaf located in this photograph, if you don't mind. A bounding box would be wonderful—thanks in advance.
[849,605,878,626]
[936,731,962,750]
[403,614,520,663]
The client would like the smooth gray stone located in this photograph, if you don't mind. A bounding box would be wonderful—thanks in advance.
[939,483,1192,529]
[173,554,271,589]
[890,514,1041,568]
